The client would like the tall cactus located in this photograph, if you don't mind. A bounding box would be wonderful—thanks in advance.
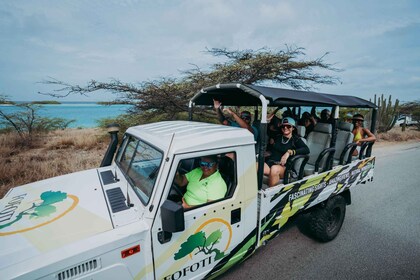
[372,94,399,133]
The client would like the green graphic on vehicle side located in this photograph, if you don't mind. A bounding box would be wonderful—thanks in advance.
[174,229,225,261]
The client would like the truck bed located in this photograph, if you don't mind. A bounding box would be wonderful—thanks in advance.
[257,156,375,245]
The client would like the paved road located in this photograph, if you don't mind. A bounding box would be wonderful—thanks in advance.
[219,142,420,280]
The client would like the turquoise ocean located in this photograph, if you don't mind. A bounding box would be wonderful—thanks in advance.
[0,102,132,128]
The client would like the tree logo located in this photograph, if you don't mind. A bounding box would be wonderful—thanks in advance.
[0,190,79,236]
[174,218,232,261]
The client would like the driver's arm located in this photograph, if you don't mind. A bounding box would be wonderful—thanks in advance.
[182,197,192,209]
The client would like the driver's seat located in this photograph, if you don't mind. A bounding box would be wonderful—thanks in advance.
[218,156,235,198]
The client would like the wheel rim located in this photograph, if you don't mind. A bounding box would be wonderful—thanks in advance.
[326,207,341,234]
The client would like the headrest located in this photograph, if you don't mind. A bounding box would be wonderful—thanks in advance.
[338,121,354,131]
[295,125,306,137]
[313,123,332,134]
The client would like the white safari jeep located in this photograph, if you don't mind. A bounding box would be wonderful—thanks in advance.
[0,84,377,279]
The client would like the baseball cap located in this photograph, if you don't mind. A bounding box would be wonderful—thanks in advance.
[280,117,296,127]
[352,114,364,121]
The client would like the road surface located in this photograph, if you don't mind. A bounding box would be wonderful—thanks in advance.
[219,141,420,280]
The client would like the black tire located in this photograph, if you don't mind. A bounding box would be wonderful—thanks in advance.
[298,195,346,242]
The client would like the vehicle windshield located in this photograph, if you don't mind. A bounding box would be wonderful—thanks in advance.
[116,134,163,205]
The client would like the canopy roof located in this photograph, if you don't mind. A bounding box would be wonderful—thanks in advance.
[191,83,377,109]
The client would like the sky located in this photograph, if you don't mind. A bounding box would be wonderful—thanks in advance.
[0,0,419,102]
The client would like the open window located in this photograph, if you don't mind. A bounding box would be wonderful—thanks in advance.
[168,152,237,210]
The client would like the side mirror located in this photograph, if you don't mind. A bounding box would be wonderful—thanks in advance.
[161,200,185,233]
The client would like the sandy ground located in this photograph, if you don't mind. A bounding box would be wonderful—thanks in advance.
[373,139,420,150]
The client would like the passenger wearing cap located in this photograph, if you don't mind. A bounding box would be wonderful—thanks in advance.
[174,156,227,209]
[352,113,376,156]
[264,117,310,187]
[213,99,259,141]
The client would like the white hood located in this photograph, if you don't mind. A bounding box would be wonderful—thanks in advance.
[0,168,113,270]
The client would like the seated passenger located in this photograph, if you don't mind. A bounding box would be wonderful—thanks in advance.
[352,114,376,156]
[282,107,298,120]
[267,113,282,152]
[263,117,310,187]
[174,156,227,209]
[319,109,332,123]
[300,111,317,138]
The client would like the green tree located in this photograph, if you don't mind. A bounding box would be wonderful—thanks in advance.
[370,94,399,133]
[174,231,206,260]
[174,229,225,261]
[31,191,68,218]
[0,191,68,230]
[42,47,340,126]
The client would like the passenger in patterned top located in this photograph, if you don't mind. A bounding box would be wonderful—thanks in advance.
[175,156,227,209]
[213,99,259,141]
[264,117,310,187]
[352,114,376,156]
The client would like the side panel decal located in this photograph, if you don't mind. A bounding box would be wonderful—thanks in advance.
[260,157,375,244]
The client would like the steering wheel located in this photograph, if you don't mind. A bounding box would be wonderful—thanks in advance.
[172,182,185,197]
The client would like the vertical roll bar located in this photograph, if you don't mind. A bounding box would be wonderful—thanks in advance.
[367,108,378,157]
[257,95,269,190]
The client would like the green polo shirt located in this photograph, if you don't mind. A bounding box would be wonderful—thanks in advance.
[184,168,227,206]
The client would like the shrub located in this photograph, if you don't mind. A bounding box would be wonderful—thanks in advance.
[0,102,75,145]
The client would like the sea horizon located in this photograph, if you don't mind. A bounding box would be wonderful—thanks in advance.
[0,102,132,128]
[4,100,124,104]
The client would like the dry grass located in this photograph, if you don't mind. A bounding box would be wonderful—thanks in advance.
[376,126,420,142]
[46,129,107,150]
[1,126,419,199]
[0,129,108,198]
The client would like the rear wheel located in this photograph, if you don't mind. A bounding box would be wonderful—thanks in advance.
[298,195,346,242]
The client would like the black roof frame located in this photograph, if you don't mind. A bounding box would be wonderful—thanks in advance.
[190,83,377,109]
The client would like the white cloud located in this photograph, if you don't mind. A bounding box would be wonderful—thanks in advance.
[259,2,295,23]
[0,0,419,101]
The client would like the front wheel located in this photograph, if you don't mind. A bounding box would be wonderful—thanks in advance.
[298,195,346,242]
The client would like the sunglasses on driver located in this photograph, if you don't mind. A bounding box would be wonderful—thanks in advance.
[199,161,216,168]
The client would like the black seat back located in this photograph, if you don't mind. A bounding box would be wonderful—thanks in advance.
[218,156,236,198]
[333,121,355,165]
[179,158,199,174]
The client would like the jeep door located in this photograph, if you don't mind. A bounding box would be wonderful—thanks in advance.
[151,147,257,279]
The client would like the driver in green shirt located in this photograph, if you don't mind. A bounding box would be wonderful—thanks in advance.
[175,156,227,209]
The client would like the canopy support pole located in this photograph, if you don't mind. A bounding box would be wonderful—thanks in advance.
[188,100,194,121]
[257,96,269,190]
[367,108,378,157]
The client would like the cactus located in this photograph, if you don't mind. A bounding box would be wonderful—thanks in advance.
[371,94,399,133]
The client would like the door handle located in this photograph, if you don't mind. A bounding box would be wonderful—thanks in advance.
[231,208,241,225]
[158,231,172,244]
